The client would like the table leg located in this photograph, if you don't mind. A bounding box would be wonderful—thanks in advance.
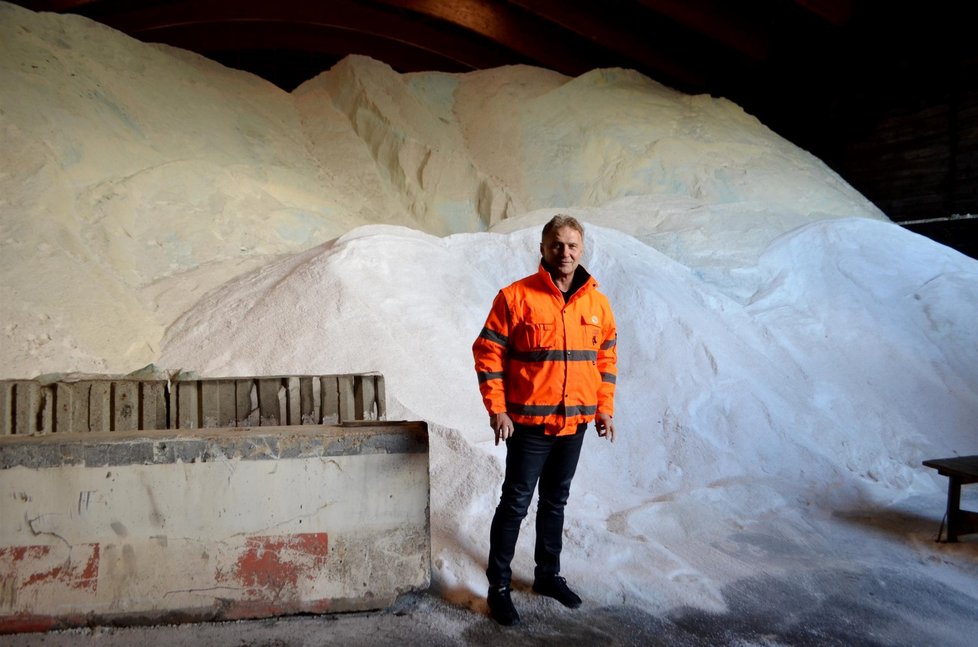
[946,476,962,542]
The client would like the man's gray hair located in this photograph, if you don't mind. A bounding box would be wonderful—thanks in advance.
[542,215,585,241]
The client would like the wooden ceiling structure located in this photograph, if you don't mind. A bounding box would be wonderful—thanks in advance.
[10,1,978,256]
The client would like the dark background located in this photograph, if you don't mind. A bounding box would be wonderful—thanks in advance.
[12,0,977,258]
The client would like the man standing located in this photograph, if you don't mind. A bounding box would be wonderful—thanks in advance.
[472,215,618,626]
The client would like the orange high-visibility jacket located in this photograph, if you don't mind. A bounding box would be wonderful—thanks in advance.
[473,263,617,435]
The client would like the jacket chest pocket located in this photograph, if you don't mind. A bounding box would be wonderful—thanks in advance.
[583,325,601,348]
[515,321,557,351]
[581,315,601,348]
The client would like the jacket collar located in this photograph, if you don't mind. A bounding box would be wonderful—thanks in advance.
[537,261,594,299]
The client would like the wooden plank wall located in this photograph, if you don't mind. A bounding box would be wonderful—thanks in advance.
[0,375,386,436]
[841,87,978,224]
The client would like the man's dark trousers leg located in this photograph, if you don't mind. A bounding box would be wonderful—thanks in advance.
[486,423,586,587]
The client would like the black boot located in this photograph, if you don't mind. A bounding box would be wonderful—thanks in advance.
[487,585,521,626]
[532,575,582,608]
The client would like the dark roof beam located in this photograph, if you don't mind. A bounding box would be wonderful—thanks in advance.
[13,0,97,10]
[71,0,524,73]
[144,22,481,75]
[372,0,604,77]
[635,0,770,61]
[792,0,854,26]
[510,0,711,88]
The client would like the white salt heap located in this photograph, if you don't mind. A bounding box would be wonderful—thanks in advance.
[1,1,976,638]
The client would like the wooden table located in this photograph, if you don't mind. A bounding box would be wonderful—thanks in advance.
[922,455,978,542]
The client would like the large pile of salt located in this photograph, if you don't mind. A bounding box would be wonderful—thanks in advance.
[1,0,884,376]
[157,216,978,610]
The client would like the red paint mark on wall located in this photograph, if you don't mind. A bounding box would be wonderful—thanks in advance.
[22,546,99,592]
[215,533,328,600]
[0,546,51,563]
[0,544,100,595]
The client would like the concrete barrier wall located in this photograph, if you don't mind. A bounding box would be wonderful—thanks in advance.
[0,374,386,436]
[0,422,430,633]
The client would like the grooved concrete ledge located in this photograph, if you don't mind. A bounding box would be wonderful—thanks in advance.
[0,374,386,436]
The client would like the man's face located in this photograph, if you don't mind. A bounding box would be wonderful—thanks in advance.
[541,226,584,279]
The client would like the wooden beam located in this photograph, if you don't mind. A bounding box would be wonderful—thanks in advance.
[635,0,770,60]
[14,0,777,94]
[11,0,101,10]
[141,21,483,74]
[793,0,854,26]
[374,0,602,77]
[59,0,525,72]
[509,0,711,87]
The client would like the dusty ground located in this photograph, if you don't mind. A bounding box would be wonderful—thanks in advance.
[7,561,977,647]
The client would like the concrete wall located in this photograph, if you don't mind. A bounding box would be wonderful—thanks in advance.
[0,422,430,633]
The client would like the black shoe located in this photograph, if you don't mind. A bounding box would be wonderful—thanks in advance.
[487,585,521,626]
[532,575,582,609]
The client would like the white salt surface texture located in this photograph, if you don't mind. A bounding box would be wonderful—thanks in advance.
[159,218,978,629]
[2,3,977,643]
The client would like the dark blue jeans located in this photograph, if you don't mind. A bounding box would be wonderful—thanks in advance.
[486,422,587,587]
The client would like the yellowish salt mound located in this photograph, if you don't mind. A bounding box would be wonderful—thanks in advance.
[2,0,883,376]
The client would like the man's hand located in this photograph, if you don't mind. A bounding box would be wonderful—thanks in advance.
[491,412,515,446]
[595,412,615,443]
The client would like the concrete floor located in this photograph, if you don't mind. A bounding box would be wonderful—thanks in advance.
[6,562,978,647]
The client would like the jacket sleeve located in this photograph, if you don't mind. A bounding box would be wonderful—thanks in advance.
[472,290,510,415]
[596,303,617,416]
